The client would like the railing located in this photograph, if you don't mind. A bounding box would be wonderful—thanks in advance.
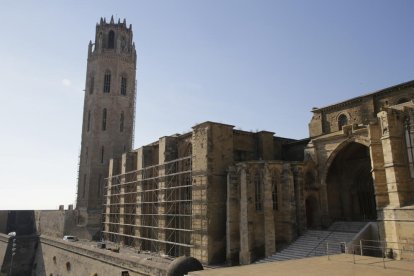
[325,240,414,269]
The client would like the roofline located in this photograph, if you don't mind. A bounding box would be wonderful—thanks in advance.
[311,79,414,113]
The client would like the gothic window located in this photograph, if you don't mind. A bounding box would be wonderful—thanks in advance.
[120,111,124,132]
[271,173,278,210]
[121,76,127,95]
[108,30,115,49]
[89,75,94,94]
[102,108,107,131]
[254,172,262,211]
[338,114,348,130]
[85,147,88,164]
[87,110,91,132]
[103,71,111,93]
[101,146,104,163]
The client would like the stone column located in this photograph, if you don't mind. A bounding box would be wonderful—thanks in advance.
[263,164,276,257]
[378,109,414,207]
[368,123,389,209]
[226,166,240,265]
[239,166,253,264]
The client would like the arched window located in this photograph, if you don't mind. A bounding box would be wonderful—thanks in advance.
[102,108,107,131]
[103,71,111,93]
[87,110,91,132]
[101,146,104,163]
[108,30,115,49]
[254,172,262,211]
[89,75,94,94]
[120,112,124,132]
[271,173,278,210]
[338,114,348,130]
[120,76,127,95]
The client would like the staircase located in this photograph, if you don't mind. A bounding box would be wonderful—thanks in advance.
[256,221,368,263]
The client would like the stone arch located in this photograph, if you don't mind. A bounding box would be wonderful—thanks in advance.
[324,137,370,176]
[108,30,115,49]
[326,141,376,221]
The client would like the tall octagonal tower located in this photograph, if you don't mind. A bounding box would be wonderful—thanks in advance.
[76,16,136,228]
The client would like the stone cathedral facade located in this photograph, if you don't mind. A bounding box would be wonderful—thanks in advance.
[77,17,414,267]
[76,16,137,236]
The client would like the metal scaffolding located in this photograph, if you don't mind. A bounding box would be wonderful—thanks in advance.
[102,155,193,257]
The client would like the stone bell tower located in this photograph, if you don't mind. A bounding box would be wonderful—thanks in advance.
[76,16,137,231]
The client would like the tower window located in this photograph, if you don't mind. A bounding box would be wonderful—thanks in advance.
[120,112,124,132]
[87,110,91,132]
[338,114,348,130]
[85,147,88,164]
[108,30,115,49]
[103,71,111,93]
[89,76,94,94]
[254,172,262,211]
[102,108,107,131]
[101,146,104,163]
[271,174,278,210]
[121,76,127,95]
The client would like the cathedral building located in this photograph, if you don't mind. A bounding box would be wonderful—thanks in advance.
[76,16,137,237]
[77,17,414,266]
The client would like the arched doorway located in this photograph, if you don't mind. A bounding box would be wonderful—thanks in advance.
[305,196,319,228]
[326,142,377,221]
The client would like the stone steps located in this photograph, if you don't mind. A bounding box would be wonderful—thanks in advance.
[255,221,368,264]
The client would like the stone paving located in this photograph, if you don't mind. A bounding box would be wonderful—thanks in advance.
[190,254,414,276]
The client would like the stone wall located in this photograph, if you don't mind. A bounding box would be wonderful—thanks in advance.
[34,236,170,276]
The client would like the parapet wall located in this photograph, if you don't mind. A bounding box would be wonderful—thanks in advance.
[35,236,170,276]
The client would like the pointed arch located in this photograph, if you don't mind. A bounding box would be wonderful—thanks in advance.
[108,30,115,49]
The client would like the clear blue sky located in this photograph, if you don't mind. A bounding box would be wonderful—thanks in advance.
[1,0,414,209]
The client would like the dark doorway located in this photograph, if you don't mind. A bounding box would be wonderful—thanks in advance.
[305,196,319,228]
[327,142,377,221]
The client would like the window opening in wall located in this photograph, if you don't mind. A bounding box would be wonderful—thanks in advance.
[89,76,94,94]
[121,76,127,95]
[83,174,86,198]
[338,114,348,130]
[108,30,115,49]
[101,146,104,163]
[271,174,278,210]
[66,262,71,271]
[85,147,88,164]
[120,112,124,132]
[87,110,91,132]
[102,108,107,131]
[254,172,262,211]
[103,71,111,93]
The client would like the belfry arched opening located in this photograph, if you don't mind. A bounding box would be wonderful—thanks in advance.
[327,142,377,221]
